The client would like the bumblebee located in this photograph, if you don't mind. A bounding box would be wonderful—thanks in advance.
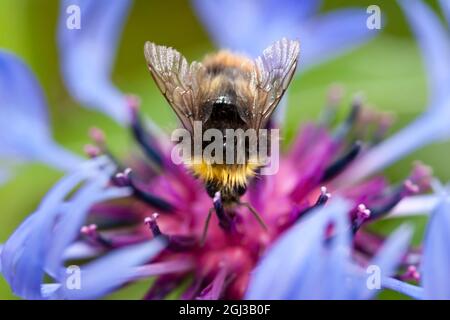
[144,38,299,239]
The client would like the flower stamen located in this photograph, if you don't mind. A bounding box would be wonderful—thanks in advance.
[352,203,371,233]
[321,141,362,182]
[80,224,112,247]
[128,97,163,167]
[144,213,162,237]
[297,186,331,220]
[400,265,421,282]
[89,127,106,146]
[369,179,420,219]
[333,95,362,140]
[83,144,101,158]
[116,168,174,212]
[144,214,196,251]
[113,167,132,187]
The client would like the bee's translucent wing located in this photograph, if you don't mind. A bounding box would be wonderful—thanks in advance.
[250,38,300,130]
[144,42,204,132]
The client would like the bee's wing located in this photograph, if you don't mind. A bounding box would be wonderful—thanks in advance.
[249,38,299,130]
[144,42,204,132]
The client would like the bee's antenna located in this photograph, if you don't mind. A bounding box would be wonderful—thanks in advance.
[238,201,268,231]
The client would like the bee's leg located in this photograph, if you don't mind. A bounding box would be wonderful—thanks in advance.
[201,192,233,245]
[238,201,268,231]
[200,207,214,246]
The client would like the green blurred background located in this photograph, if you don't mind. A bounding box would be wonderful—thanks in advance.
[0,0,448,299]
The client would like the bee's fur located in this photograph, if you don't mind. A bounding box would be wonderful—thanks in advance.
[144,39,299,206]
[190,51,259,204]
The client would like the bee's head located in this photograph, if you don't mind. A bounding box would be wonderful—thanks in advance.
[205,180,247,200]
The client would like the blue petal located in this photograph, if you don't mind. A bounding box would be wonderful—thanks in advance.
[422,198,450,299]
[313,200,352,300]
[0,156,121,299]
[58,0,132,123]
[391,194,441,217]
[0,50,82,170]
[356,225,413,299]
[192,0,321,57]
[245,198,352,300]
[0,244,3,273]
[247,198,414,300]
[192,0,377,70]
[0,215,34,281]
[298,9,380,70]
[368,225,413,279]
[192,0,269,55]
[46,181,131,277]
[440,0,450,28]
[41,284,62,299]
[53,238,166,299]
[398,0,450,108]
[382,277,424,299]
[1,157,107,298]
[62,241,103,260]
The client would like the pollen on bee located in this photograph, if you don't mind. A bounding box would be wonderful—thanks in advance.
[189,161,259,191]
[202,51,254,73]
